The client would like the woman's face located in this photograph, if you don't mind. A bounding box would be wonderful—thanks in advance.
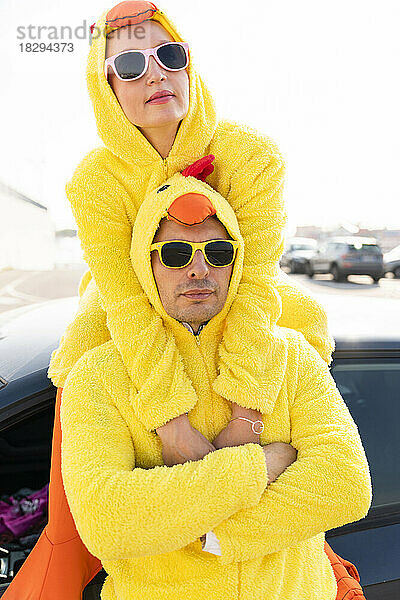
[105,21,190,129]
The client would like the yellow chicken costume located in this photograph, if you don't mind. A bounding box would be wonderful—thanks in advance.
[3,4,369,600]
[47,0,336,435]
[58,161,372,600]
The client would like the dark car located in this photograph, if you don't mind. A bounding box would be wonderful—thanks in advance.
[305,236,385,283]
[280,237,318,274]
[0,296,399,599]
[384,244,400,278]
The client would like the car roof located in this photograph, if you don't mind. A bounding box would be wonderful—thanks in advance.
[384,244,400,259]
[288,237,317,244]
[0,296,79,384]
[327,236,378,245]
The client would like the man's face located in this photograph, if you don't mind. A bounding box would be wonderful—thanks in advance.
[105,21,189,129]
[151,217,234,331]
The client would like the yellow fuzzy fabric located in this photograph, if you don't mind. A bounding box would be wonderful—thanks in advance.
[49,2,335,432]
[60,176,372,600]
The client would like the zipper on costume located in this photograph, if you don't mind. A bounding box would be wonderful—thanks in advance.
[162,157,168,178]
[194,333,211,386]
[192,331,217,437]
[194,334,205,369]
[194,334,211,384]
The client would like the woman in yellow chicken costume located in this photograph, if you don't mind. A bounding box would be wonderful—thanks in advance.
[4,1,369,599]
[49,0,335,424]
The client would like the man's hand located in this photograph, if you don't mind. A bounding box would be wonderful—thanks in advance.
[262,442,297,484]
[156,413,216,467]
[213,402,263,449]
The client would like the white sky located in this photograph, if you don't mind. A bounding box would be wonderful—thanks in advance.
[1,0,399,233]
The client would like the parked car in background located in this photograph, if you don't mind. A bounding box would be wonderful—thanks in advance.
[305,236,384,283]
[280,237,318,274]
[0,296,399,599]
[383,244,400,278]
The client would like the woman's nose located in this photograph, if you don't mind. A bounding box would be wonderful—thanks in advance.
[187,250,210,278]
[145,55,167,83]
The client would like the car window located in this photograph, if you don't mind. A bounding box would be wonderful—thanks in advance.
[291,244,315,251]
[347,243,381,254]
[0,403,54,497]
[335,243,347,251]
[331,359,400,508]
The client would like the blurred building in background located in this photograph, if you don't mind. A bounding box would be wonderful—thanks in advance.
[357,228,400,253]
[0,180,55,270]
[55,229,85,268]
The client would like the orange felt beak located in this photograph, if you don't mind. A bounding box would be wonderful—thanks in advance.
[166,193,217,226]
[105,1,158,34]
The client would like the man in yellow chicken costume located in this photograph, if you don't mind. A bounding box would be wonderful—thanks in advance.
[57,163,371,600]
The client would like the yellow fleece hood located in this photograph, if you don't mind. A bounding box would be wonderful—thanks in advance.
[87,2,217,163]
[130,161,245,335]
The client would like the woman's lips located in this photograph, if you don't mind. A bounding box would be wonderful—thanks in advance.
[146,95,174,104]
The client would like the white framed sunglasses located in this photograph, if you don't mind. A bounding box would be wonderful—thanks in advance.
[104,41,190,81]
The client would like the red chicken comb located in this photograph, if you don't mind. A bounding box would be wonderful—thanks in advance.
[181,155,215,181]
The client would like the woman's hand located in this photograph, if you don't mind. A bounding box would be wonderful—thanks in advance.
[213,402,263,449]
[156,413,216,467]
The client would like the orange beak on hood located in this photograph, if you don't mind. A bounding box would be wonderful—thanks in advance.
[166,193,217,226]
[91,0,185,42]
[166,154,217,226]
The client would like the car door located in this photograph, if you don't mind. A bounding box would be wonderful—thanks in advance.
[281,243,293,268]
[313,242,327,272]
[327,349,400,599]
[0,377,55,595]
[323,242,339,272]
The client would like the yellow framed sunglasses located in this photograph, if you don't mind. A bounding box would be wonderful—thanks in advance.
[150,239,239,269]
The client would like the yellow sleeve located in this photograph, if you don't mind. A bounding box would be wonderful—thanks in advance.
[64,152,199,431]
[47,273,110,388]
[212,137,334,411]
[275,270,335,364]
[212,337,372,564]
[60,354,269,561]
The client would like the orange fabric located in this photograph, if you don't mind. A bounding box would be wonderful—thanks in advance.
[2,387,102,600]
[167,193,217,226]
[105,0,158,34]
[324,541,366,599]
[3,387,366,599]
